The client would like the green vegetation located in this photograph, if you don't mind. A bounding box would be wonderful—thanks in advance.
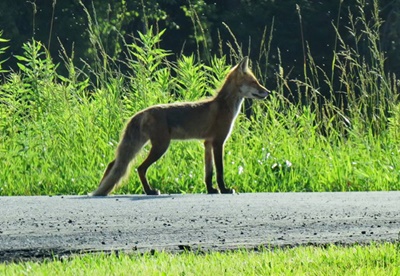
[0,1,398,272]
[0,0,399,196]
[1,243,399,275]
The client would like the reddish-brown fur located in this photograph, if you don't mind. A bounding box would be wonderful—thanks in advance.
[91,57,269,196]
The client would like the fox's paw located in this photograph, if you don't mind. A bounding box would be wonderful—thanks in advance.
[146,189,161,195]
[207,187,220,194]
[220,188,235,194]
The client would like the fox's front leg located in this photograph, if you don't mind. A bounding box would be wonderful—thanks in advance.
[212,140,234,194]
[204,140,219,194]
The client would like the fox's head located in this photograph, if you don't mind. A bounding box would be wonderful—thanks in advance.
[231,57,270,99]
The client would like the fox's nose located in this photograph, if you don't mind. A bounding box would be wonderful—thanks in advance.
[261,88,270,98]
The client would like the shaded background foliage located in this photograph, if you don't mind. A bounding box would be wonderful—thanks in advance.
[1,0,400,196]
[0,0,399,95]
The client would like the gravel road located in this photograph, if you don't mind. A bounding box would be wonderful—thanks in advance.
[0,192,399,262]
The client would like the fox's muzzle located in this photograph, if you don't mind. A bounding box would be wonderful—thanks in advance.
[253,88,270,99]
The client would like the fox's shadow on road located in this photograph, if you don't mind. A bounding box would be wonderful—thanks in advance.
[66,194,177,201]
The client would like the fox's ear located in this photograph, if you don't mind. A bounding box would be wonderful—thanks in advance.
[238,56,249,73]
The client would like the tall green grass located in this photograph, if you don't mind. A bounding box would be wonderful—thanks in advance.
[0,0,399,195]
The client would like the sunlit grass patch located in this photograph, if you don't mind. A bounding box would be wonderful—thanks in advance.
[1,243,399,275]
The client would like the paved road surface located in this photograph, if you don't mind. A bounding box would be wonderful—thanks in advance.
[0,192,399,262]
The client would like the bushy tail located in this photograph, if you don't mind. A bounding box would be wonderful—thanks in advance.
[90,116,148,196]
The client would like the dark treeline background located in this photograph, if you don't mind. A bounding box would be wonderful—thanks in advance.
[0,0,399,96]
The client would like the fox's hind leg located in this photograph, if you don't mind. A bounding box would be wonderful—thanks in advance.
[204,140,219,194]
[137,137,170,195]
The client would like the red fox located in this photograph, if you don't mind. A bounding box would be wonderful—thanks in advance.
[91,57,269,196]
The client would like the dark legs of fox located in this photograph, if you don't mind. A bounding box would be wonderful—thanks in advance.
[212,140,234,193]
[98,137,233,195]
[204,140,234,194]
[138,137,171,195]
[204,140,219,194]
